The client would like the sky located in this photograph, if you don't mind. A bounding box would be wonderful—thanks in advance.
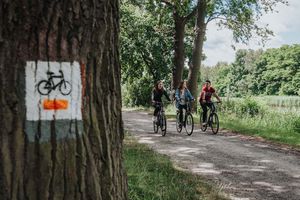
[202,0,300,66]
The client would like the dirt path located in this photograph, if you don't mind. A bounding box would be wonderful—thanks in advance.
[123,111,300,200]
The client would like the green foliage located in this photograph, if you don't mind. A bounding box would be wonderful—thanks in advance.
[220,112,300,147]
[236,98,262,117]
[219,97,300,147]
[121,2,173,83]
[204,45,300,97]
[220,97,264,117]
[122,75,153,107]
[292,117,300,134]
[121,1,174,106]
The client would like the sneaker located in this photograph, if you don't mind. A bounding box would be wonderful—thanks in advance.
[202,122,207,126]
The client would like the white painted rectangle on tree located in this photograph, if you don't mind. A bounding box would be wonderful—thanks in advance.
[25,61,83,121]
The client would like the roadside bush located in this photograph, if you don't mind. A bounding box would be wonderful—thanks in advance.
[122,76,153,107]
[292,117,300,133]
[236,98,262,117]
[219,99,236,114]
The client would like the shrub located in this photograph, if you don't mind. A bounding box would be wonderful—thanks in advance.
[238,98,262,117]
[122,76,153,107]
[292,117,300,133]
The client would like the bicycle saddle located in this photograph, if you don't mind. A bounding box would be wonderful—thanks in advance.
[47,71,54,75]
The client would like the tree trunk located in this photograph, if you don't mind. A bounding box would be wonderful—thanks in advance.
[188,0,207,100]
[172,12,186,90]
[0,1,127,200]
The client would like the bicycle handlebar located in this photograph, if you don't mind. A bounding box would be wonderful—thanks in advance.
[210,101,222,103]
[176,98,195,102]
[200,100,221,104]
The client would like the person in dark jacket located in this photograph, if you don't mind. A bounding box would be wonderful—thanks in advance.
[151,80,171,121]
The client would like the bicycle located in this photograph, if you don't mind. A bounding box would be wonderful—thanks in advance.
[153,102,167,136]
[200,101,220,134]
[176,100,194,136]
[37,70,72,95]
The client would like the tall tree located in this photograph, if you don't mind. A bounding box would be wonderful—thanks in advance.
[187,0,287,98]
[0,0,127,199]
[161,0,197,90]
[187,0,206,99]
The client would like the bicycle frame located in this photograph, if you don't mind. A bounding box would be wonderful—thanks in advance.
[207,102,216,114]
[47,71,66,89]
[186,101,192,113]
[156,102,165,116]
[202,102,219,124]
[176,100,193,122]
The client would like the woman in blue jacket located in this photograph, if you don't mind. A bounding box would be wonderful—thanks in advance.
[175,80,194,126]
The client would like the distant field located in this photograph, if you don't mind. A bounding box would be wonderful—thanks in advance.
[226,96,300,109]
[263,96,300,107]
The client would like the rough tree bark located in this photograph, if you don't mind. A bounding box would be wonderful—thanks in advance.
[172,12,186,90]
[187,0,207,99]
[0,0,127,200]
[162,0,197,90]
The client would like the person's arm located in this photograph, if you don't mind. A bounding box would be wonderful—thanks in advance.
[198,92,202,102]
[151,90,155,103]
[202,91,206,102]
[213,92,221,102]
[164,90,171,101]
[186,89,194,101]
[175,89,180,101]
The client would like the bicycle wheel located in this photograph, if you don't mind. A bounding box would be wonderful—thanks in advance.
[200,112,207,132]
[184,113,194,136]
[37,80,52,95]
[60,81,72,95]
[160,114,167,136]
[176,112,182,133]
[153,116,158,133]
[210,113,219,134]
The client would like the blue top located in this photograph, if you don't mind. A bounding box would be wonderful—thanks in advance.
[175,88,194,107]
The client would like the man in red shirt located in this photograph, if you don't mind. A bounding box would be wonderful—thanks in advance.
[198,80,222,125]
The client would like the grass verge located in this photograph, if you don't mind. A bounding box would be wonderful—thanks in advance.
[124,134,228,200]
[219,114,300,148]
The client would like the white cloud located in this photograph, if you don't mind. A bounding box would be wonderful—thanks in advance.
[203,0,300,66]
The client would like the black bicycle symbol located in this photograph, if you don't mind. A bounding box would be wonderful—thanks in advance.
[37,70,72,95]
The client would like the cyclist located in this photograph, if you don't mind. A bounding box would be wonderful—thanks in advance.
[151,80,171,122]
[198,80,221,125]
[175,80,194,127]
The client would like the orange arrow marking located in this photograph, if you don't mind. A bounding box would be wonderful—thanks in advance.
[43,99,69,110]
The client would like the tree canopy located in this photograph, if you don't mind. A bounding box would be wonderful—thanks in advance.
[207,45,300,97]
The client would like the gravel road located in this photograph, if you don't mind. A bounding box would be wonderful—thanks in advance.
[123,111,300,200]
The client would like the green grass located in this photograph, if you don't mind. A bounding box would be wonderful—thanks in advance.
[219,113,300,147]
[124,134,228,200]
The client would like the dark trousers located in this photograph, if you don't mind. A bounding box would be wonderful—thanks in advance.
[153,104,161,116]
[200,102,215,123]
[178,104,187,123]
